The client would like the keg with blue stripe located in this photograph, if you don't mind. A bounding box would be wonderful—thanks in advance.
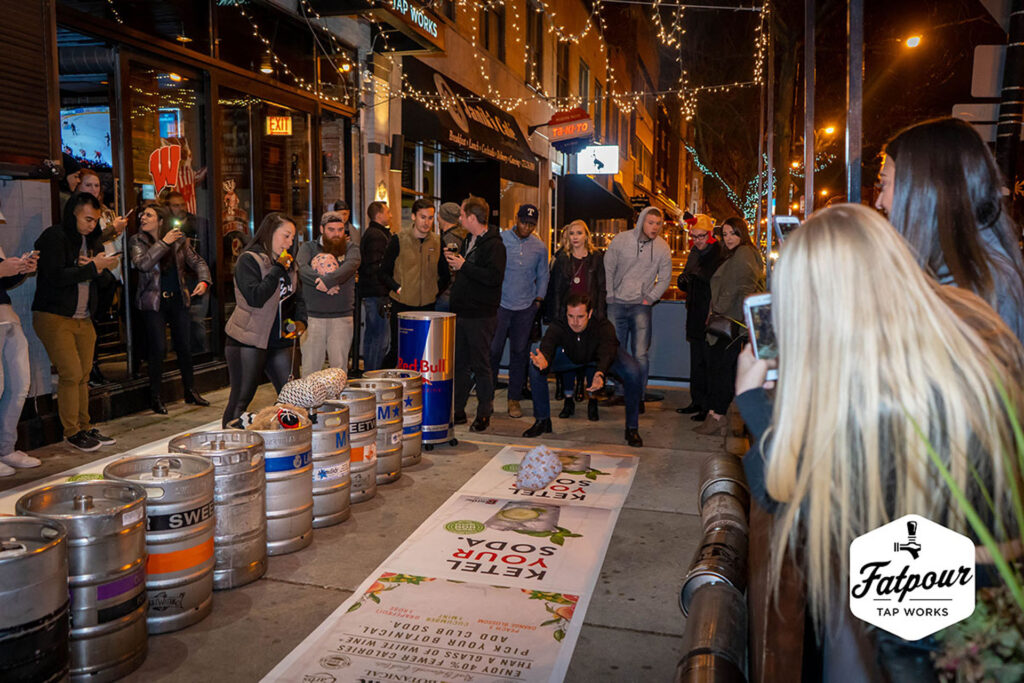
[348,379,403,485]
[104,455,215,634]
[310,401,351,527]
[168,430,267,590]
[17,480,148,683]
[250,422,313,555]
[365,369,423,467]
[0,517,69,683]
[332,390,377,503]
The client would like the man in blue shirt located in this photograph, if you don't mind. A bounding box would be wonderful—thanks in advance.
[490,204,549,418]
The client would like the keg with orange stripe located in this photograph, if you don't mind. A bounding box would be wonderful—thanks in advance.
[104,455,215,634]
[330,390,377,503]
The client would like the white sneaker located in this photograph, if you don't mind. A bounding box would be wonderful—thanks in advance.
[0,461,15,476]
[1,451,41,468]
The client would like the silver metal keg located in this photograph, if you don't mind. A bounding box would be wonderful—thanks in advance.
[250,422,314,556]
[332,390,377,503]
[168,430,267,590]
[103,455,215,634]
[310,401,351,527]
[17,481,148,683]
[0,517,69,683]
[348,379,403,485]
[365,369,423,467]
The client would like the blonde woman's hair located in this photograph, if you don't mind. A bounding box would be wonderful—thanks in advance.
[559,220,594,255]
[767,203,1024,630]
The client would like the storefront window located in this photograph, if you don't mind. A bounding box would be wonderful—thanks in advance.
[127,62,215,360]
[320,110,349,214]
[260,102,312,239]
[218,88,257,308]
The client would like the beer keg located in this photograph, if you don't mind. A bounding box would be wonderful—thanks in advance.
[310,401,351,527]
[251,422,314,555]
[0,517,69,683]
[104,455,215,633]
[168,430,267,590]
[348,379,403,485]
[331,390,377,503]
[365,369,423,467]
[17,481,148,683]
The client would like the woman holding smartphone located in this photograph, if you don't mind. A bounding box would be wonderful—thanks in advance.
[696,216,763,435]
[129,203,211,414]
[735,204,1024,680]
[222,212,306,427]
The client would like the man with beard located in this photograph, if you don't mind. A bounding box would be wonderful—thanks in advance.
[298,210,361,376]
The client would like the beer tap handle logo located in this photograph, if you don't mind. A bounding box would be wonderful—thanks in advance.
[894,520,922,559]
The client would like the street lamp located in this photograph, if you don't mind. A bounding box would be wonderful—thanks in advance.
[820,189,828,197]
[905,35,922,48]
[823,126,836,135]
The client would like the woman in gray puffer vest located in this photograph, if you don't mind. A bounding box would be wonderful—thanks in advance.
[129,203,211,414]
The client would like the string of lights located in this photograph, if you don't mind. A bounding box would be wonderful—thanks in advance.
[106,0,124,25]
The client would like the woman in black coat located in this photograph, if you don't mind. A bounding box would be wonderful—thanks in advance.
[129,203,212,413]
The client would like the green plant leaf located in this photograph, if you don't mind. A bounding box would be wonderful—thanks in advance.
[550,534,565,546]
[585,472,597,480]
[515,530,554,537]
[563,469,587,475]
[541,618,561,626]
[347,602,362,613]
[554,628,565,642]
[369,592,381,604]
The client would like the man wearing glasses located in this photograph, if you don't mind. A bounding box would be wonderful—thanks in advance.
[675,214,723,421]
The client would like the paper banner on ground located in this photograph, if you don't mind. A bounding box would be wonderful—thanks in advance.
[265,572,587,682]
[263,446,638,683]
[389,495,614,593]
[0,419,222,515]
[458,446,638,509]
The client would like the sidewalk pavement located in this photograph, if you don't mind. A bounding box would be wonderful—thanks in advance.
[2,383,726,681]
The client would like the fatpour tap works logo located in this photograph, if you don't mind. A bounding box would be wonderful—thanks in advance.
[849,514,976,641]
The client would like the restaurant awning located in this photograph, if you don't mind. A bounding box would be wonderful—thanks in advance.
[401,58,539,185]
[559,174,635,224]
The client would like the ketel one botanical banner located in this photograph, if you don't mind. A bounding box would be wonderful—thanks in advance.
[849,514,976,641]
[390,496,614,593]
[460,446,638,509]
[264,574,582,682]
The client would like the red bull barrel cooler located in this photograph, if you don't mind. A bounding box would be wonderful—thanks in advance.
[397,311,455,447]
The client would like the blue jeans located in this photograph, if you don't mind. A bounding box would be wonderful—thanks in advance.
[0,315,30,455]
[490,304,537,401]
[607,303,652,392]
[362,296,390,371]
[529,347,642,429]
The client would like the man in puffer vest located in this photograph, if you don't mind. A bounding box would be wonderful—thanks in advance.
[380,198,450,367]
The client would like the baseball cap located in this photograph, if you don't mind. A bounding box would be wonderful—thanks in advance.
[517,204,539,224]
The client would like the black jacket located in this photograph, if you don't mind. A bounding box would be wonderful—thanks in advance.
[677,241,724,340]
[357,221,392,298]
[32,213,106,318]
[449,226,507,319]
[129,231,211,312]
[537,318,620,376]
[545,250,607,322]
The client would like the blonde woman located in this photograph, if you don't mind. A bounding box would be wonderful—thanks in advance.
[736,204,1024,680]
[544,220,606,419]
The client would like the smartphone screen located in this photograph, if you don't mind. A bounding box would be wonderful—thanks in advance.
[773,215,801,244]
[744,294,779,382]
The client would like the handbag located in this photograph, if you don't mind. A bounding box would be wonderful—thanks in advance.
[706,313,745,346]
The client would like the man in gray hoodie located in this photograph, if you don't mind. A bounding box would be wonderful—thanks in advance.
[603,206,672,400]
[298,211,361,376]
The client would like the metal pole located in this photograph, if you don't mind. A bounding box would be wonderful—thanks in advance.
[846,0,863,203]
[766,17,775,283]
[804,0,815,216]
[755,80,765,237]
[996,0,1024,205]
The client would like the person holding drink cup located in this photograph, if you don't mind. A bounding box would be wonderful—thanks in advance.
[222,212,306,427]
[129,203,212,414]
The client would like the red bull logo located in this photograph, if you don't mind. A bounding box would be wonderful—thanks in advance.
[397,357,448,375]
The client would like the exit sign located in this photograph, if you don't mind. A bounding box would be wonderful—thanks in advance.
[265,116,293,136]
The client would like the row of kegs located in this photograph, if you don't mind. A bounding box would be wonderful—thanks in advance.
[0,370,422,683]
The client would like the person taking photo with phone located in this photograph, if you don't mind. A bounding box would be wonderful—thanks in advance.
[222,212,306,427]
[0,245,38,475]
[129,203,211,414]
[32,192,119,451]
